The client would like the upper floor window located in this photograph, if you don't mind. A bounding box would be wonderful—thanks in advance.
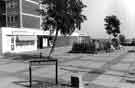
[8,15,18,26]
[7,0,18,8]
[0,2,5,10]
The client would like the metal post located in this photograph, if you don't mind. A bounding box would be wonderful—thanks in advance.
[56,60,58,84]
[29,62,32,88]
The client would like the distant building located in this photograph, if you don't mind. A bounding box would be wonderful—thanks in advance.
[0,0,49,54]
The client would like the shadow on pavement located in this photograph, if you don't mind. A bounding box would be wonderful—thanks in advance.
[13,80,71,88]
[2,53,50,61]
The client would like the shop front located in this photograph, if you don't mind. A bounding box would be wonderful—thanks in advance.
[0,27,49,54]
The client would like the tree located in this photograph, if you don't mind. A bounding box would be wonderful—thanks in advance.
[104,15,120,38]
[40,0,87,57]
[119,34,126,43]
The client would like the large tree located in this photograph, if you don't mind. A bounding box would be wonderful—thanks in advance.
[104,15,121,49]
[104,15,120,38]
[40,0,87,57]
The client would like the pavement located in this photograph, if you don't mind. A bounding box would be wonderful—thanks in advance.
[0,46,135,88]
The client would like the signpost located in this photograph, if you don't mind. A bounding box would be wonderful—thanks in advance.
[28,59,58,88]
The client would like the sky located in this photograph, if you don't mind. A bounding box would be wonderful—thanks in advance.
[80,0,135,39]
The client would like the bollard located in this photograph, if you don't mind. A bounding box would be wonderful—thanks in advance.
[71,73,84,88]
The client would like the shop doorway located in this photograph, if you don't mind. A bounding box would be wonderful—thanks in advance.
[37,36,43,49]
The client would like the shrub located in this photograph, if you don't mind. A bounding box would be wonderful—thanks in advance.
[119,34,126,44]
[104,40,112,52]
[111,38,120,49]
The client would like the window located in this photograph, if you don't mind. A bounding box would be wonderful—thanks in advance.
[0,2,5,11]
[15,16,18,23]
[11,16,14,23]
[8,15,18,25]
[7,0,18,8]
[16,36,35,46]
[8,16,11,24]
[7,2,11,8]
[11,0,17,8]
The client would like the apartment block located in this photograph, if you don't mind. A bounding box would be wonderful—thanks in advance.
[5,0,40,29]
[0,0,49,54]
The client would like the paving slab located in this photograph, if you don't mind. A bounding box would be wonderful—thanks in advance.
[0,63,28,73]
[0,77,24,88]
[105,70,125,77]
[110,63,130,72]
[61,60,105,69]
[85,83,110,88]
[59,65,93,73]
[30,65,56,78]
[54,55,79,59]
[124,53,135,58]
[93,53,122,57]
[118,82,135,88]
[58,71,73,82]
[25,66,72,79]
[80,56,115,62]
[91,74,122,87]
[121,58,135,63]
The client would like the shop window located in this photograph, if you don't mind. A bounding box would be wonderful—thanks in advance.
[16,36,35,46]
